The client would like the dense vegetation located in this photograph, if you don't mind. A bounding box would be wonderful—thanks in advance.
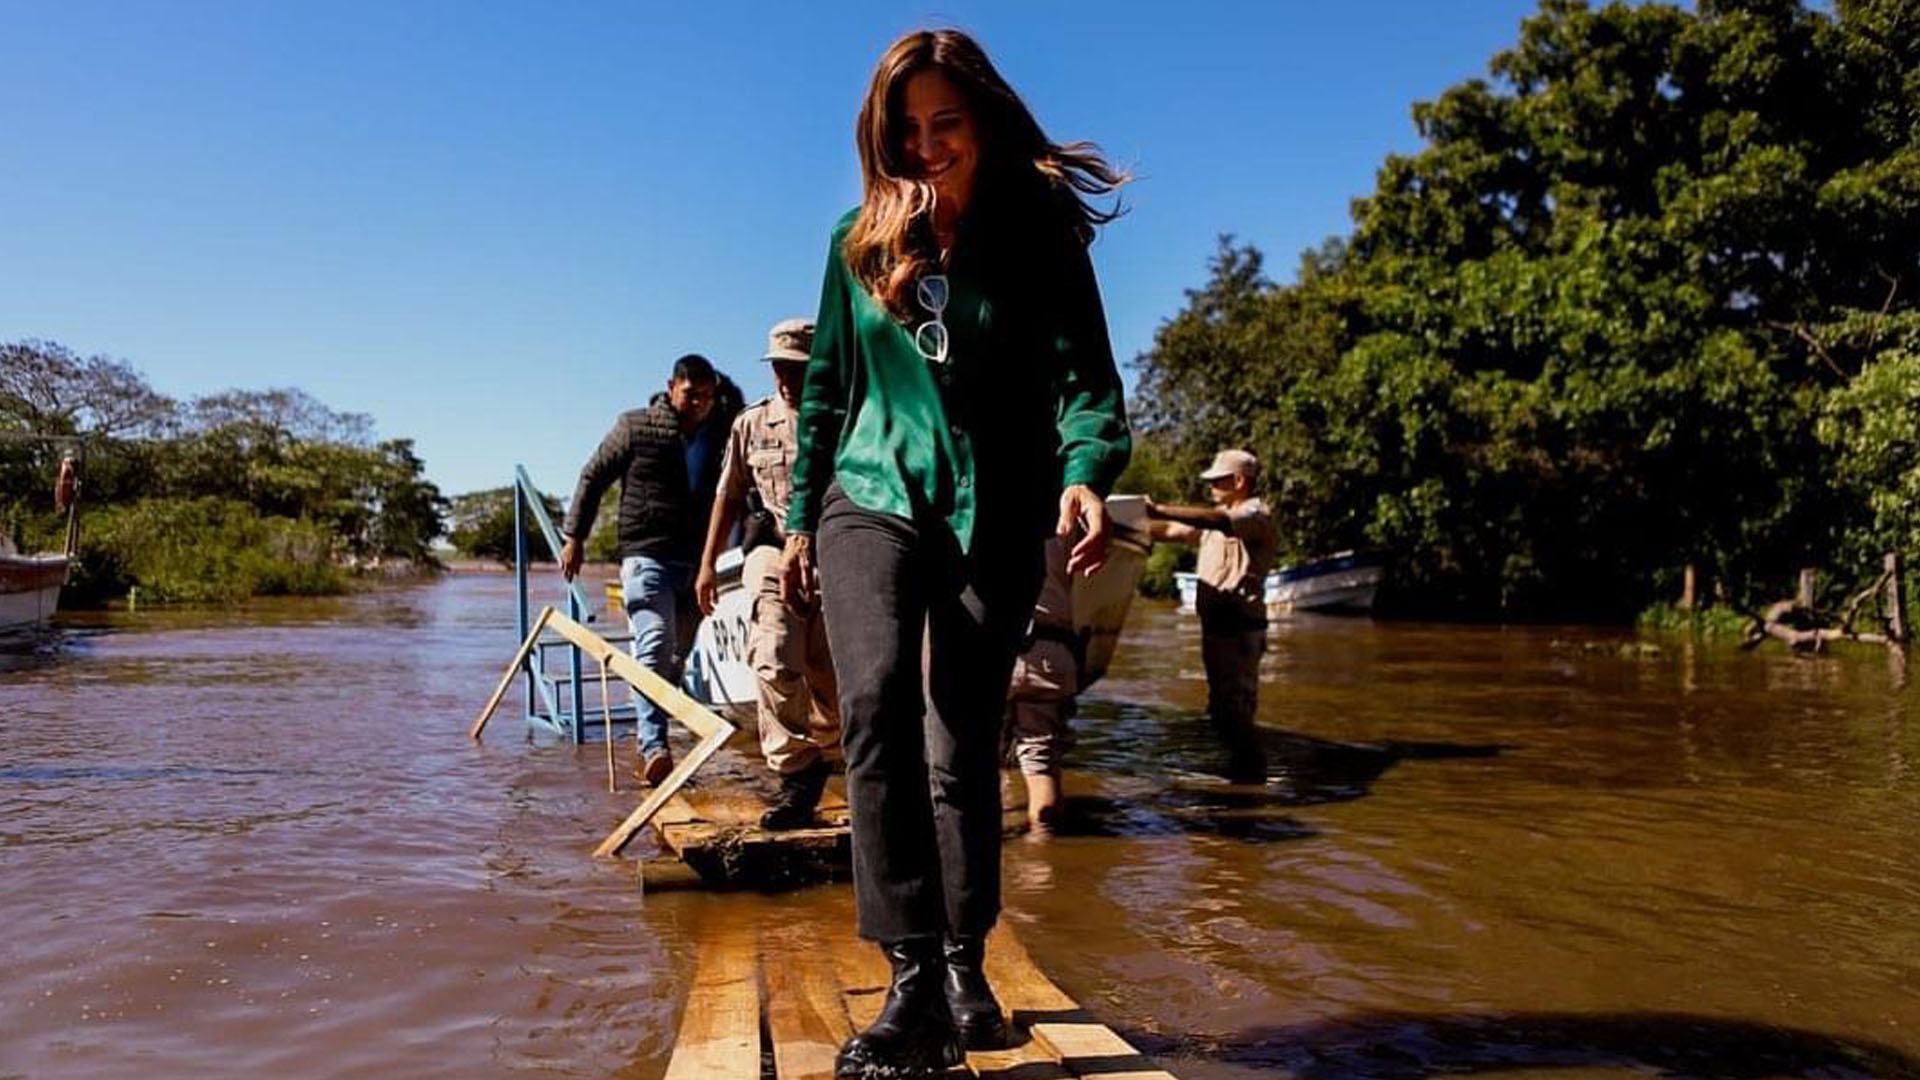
[2,340,446,604]
[444,485,589,566]
[1124,0,1917,619]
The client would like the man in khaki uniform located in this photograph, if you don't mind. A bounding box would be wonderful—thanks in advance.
[1145,448,1277,782]
[695,318,840,828]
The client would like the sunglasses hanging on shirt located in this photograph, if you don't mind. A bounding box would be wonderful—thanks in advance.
[914,274,950,366]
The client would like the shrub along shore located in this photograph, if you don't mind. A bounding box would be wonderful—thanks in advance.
[3,341,446,606]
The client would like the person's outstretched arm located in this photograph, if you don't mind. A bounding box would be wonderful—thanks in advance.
[1144,498,1231,533]
[1145,517,1202,545]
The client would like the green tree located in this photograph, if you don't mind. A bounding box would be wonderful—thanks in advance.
[583,484,624,563]
[0,340,175,438]
[5,338,449,599]
[365,439,448,564]
[1820,347,1920,566]
[1132,0,1919,616]
[447,486,563,565]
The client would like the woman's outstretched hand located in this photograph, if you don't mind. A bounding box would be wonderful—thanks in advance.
[779,532,818,613]
[1057,485,1109,577]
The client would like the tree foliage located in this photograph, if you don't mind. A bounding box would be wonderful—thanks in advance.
[1132,0,1919,617]
[2,342,447,601]
[0,340,175,438]
[445,485,564,565]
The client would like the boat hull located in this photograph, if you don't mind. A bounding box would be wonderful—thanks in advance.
[1176,551,1385,616]
[682,583,758,725]
[1267,571,1383,613]
[0,555,70,639]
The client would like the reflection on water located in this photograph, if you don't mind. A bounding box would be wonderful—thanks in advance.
[1004,610,1920,1080]
[2,578,1917,1079]
[1055,709,1512,842]
[1141,1010,1920,1079]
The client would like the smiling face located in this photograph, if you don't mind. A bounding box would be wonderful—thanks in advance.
[899,68,981,219]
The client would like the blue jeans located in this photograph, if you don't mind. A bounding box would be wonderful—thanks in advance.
[620,555,692,757]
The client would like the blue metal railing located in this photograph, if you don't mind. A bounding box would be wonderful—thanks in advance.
[510,466,635,743]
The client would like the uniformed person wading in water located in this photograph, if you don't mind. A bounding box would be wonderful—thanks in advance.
[694,318,842,830]
[1145,448,1278,782]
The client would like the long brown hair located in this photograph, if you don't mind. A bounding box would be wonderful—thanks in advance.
[845,28,1129,318]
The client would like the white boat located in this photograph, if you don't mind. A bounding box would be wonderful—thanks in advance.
[672,496,1153,720]
[679,547,756,723]
[1070,495,1151,686]
[1175,550,1385,616]
[0,548,71,640]
[0,447,80,644]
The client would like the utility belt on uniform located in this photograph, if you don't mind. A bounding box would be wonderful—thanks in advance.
[740,490,783,554]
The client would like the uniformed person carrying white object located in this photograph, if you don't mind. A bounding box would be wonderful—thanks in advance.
[1144,448,1278,782]
[695,318,842,829]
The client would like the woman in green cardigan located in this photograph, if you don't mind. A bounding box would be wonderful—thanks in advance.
[780,28,1131,1079]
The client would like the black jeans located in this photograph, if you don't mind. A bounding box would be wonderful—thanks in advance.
[816,486,1044,942]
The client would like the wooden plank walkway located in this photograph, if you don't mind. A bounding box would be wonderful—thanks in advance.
[663,908,1178,1080]
[661,910,762,1080]
[644,786,854,890]
[642,780,1031,891]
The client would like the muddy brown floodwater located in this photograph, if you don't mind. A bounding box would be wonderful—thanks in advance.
[3,572,1918,1080]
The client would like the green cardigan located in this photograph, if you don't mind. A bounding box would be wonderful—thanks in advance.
[786,209,1131,552]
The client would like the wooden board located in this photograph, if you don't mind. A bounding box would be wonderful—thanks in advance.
[969,1038,1074,1080]
[512,610,738,859]
[985,927,1179,1080]
[825,921,1090,1080]
[635,856,706,893]
[662,909,761,1080]
[469,606,740,858]
[652,788,854,890]
[762,921,855,1080]
[656,909,1177,1080]
[470,605,554,739]
[643,775,1038,890]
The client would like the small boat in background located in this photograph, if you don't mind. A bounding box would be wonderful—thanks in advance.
[1176,550,1385,616]
[0,447,81,644]
[0,546,70,639]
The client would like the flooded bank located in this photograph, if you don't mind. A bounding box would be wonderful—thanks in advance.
[2,574,1917,1079]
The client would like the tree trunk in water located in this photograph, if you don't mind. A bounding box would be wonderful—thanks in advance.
[1887,552,1908,644]
[1679,564,1697,610]
[1797,568,1818,609]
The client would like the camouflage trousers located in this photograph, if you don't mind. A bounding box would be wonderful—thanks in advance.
[1001,636,1079,776]
[742,545,840,775]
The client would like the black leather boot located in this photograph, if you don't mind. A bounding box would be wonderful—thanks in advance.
[760,758,830,831]
[942,934,1009,1050]
[834,938,963,1079]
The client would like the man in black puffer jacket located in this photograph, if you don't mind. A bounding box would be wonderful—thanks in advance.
[562,354,718,783]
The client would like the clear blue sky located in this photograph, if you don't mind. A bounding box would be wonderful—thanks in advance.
[2,0,1545,500]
